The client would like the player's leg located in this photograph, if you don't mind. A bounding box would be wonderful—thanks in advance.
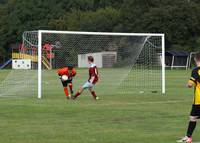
[177,105,200,143]
[88,87,99,100]
[62,81,70,99]
[73,81,92,100]
[69,82,74,95]
[177,116,196,143]
[186,104,200,141]
[63,87,70,99]
[73,87,84,99]
[186,116,198,137]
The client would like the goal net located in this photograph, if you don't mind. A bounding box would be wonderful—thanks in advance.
[0,31,165,98]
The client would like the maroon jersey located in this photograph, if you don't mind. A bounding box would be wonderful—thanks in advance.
[88,64,99,84]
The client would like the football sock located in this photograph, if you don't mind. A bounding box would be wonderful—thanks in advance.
[64,87,69,97]
[69,83,73,94]
[74,92,81,98]
[91,91,97,99]
[187,121,196,137]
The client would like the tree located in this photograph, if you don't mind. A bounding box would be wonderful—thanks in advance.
[0,0,200,57]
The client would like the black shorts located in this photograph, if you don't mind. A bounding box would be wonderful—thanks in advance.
[190,105,200,118]
[61,79,72,87]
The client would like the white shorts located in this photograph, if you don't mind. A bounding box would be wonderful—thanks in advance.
[82,81,94,89]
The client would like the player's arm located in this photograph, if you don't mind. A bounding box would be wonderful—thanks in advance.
[187,70,198,88]
[57,68,62,75]
[57,68,67,79]
[67,69,76,81]
[187,81,194,88]
[57,69,62,79]
[71,69,76,77]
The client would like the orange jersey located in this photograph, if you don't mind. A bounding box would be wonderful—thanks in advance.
[57,67,76,77]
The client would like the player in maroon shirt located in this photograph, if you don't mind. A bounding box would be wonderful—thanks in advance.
[73,56,99,100]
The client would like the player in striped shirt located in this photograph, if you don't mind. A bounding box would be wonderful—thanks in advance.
[73,56,99,100]
[177,52,200,143]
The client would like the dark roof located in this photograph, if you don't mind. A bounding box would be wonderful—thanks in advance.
[165,51,189,57]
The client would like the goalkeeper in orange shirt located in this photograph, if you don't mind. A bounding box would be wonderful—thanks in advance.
[57,65,76,99]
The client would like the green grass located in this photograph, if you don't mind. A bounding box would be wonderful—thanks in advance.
[0,69,199,143]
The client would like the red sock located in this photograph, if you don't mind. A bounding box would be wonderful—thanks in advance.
[64,87,69,97]
[74,92,81,98]
[69,83,73,91]
[91,91,97,99]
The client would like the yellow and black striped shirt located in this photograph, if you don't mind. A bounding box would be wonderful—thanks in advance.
[189,67,200,105]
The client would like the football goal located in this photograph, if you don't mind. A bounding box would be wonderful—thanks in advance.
[0,30,165,98]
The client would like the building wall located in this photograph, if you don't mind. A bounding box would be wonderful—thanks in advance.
[78,52,103,68]
[78,52,117,68]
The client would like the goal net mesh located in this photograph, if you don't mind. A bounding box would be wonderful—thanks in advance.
[0,31,163,97]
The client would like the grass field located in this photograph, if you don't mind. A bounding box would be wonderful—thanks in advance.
[0,69,199,143]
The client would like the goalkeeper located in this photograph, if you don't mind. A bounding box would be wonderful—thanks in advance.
[57,65,76,99]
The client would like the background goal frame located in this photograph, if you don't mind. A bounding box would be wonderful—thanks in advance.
[37,30,165,99]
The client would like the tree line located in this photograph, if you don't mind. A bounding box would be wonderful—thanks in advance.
[0,0,200,58]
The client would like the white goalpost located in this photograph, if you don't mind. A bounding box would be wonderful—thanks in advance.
[0,30,165,98]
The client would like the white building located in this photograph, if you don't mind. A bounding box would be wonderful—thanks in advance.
[78,51,117,68]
